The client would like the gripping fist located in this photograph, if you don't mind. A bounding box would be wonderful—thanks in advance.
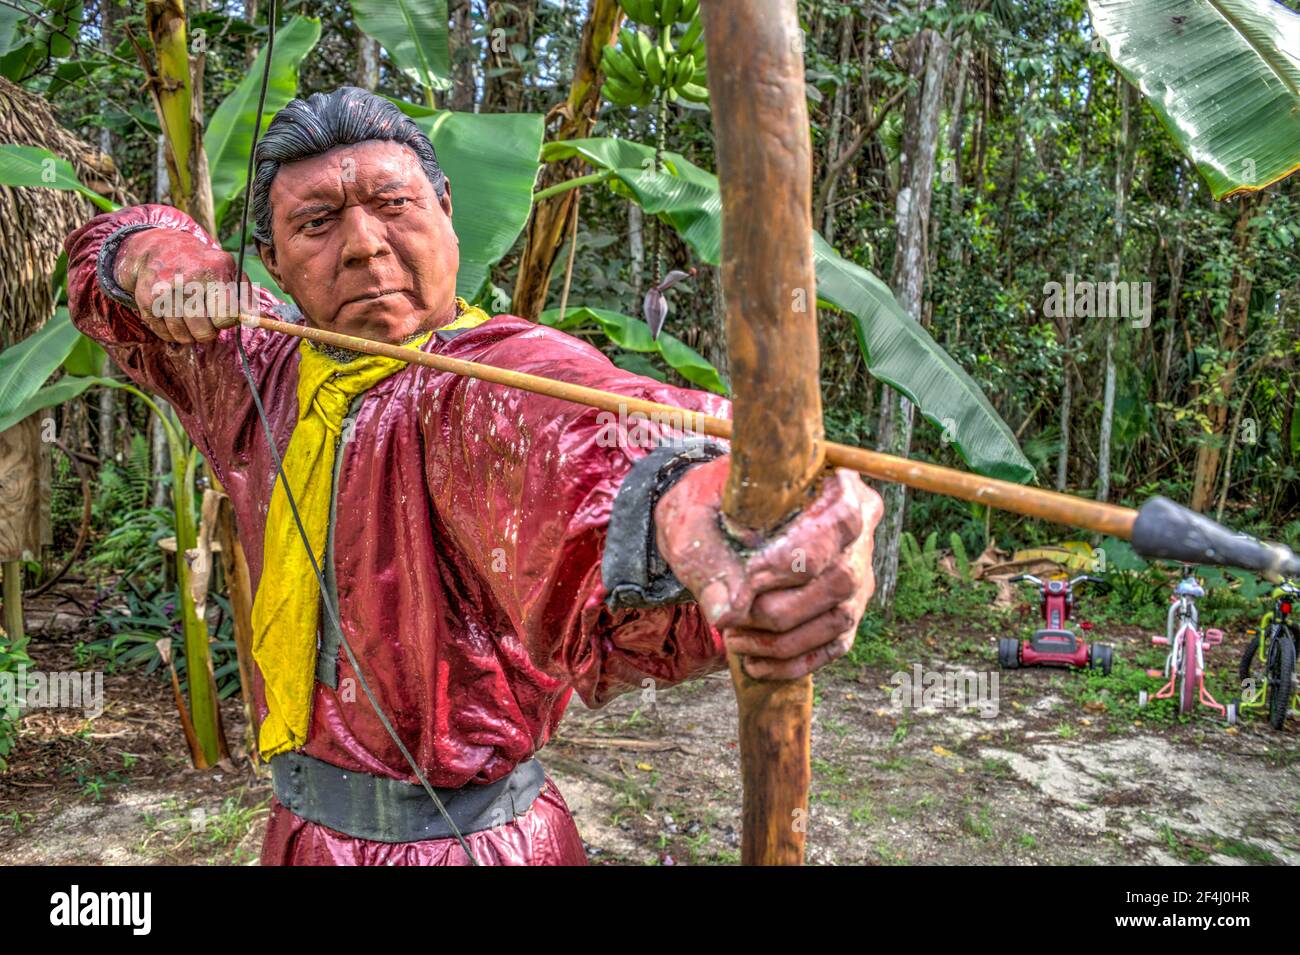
[114,228,246,344]
[655,456,883,680]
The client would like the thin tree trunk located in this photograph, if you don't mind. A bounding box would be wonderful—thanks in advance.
[356,35,381,89]
[1056,330,1073,494]
[152,408,170,509]
[449,0,476,110]
[628,202,644,303]
[945,44,969,266]
[1191,193,1265,511]
[820,11,855,242]
[1158,168,1191,401]
[1097,80,1136,503]
[873,25,949,614]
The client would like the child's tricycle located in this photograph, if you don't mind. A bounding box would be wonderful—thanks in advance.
[998,574,1114,675]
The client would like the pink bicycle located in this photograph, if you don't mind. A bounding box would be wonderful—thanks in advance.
[1138,573,1236,723]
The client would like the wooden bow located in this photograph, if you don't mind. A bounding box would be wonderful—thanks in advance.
[702,0,824,865]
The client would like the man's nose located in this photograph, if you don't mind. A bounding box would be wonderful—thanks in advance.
[338,206,390,266]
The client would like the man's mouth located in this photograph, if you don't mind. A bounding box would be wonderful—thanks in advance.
[342,288,406,306]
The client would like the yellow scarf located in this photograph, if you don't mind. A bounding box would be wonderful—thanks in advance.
[253,299,490,758]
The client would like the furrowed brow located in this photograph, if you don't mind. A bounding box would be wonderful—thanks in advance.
[371,179,410,197]
[288,201,339,222]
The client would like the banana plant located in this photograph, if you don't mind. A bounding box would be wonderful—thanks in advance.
[538,304,727,393]
[540,137,1035,482]
[1088,0,1300,199]
[0,311,226,765]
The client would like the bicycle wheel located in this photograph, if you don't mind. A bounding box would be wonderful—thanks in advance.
[1267,631,1295,731]
[1179,629,1199,716]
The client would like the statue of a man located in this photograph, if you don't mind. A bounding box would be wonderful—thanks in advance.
[65,87,881,866]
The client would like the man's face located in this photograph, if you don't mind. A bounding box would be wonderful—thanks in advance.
[258,139,458,343]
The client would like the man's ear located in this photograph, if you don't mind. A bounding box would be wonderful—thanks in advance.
[439,179,453,220]
[257,240,284,290]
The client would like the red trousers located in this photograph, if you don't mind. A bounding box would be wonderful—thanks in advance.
[260,776,588,866]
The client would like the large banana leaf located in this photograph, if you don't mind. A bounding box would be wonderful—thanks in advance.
[0,309,82,430]
[0,375,104,434]
[0,144,116,212]
[1088,0,1300,198]
[543,138,1034,482]
[352,0,451,93]
[539,305,728,394]
[391,101,544,300]
[207,15,322,227]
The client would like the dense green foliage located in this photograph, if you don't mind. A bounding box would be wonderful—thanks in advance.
[3,0,1300,765]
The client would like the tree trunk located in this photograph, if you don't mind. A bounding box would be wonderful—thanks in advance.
[1191,193,1265,512]
[628,202,644,302]
[1157,168,1191,402]
[98,354,117,464]
[873,25,949,614]
[1097,80,1136,504]
[820,11,856,243]
[945,44,969,266]
[356,35,381,89]
[510,0,624,320]
[1056,338,1072,491]
[449,0,476,111]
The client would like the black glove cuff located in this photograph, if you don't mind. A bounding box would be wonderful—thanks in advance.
[602,438,727,609]
[96,222,160,309]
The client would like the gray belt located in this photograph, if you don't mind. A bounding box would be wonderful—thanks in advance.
[271,751,546,843]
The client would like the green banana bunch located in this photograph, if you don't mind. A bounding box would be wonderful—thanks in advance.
[680,0,699,21]
[618,0,655,26]
[677,16,703,55]
[660,0,681,27]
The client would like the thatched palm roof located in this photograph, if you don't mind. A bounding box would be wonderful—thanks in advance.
[0,76,133,347]
[0,78,135,565]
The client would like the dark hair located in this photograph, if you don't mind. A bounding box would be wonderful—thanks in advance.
[250,86,446,246]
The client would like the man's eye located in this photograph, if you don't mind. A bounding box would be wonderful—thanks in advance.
[385,197,410,208]
[302,217,329,231]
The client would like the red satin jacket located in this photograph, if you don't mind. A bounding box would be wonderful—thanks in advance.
[65,204,730,865]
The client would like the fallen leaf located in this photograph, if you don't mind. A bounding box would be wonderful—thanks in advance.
[636,762,653,771]
[932,745,955,758]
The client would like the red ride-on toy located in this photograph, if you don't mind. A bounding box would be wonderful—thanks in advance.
[998,574,1114,675]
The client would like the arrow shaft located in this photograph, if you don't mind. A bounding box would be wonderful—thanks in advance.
[230,313,1140,540]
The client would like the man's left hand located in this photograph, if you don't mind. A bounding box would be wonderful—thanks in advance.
[655,456,884,680]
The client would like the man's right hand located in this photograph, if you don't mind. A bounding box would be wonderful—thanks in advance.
[115,228,245,344]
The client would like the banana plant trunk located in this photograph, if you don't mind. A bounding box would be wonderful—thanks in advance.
[511,0,624,321]
[146,0,216,235]
[141,0,248,765]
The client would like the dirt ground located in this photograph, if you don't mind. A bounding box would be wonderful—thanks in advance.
[2,590,1297,866]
